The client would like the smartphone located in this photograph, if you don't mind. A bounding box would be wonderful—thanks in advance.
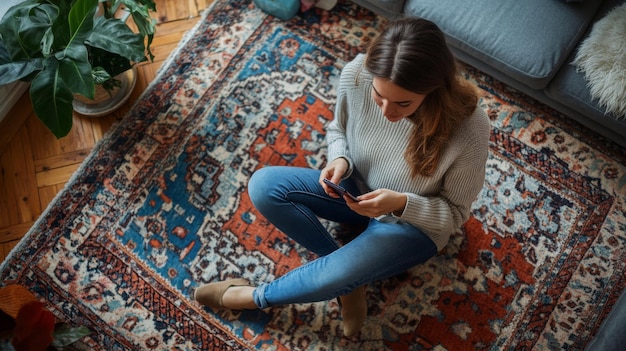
[323,178,359,202]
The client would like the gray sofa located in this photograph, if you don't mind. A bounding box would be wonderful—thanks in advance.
[351,0,626,147]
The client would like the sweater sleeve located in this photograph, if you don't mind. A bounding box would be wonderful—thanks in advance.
[326,56,364,178]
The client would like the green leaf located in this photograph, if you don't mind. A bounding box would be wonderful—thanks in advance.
[119,0,156,60]
[52,325,90,347]
[91,66,112,84]
[0,2,59,60]
[30,57,75,138]
[0,59,43,84]
[57,42,94,98]
[130,12,156,60]
[87,16,146,63]
[88,45,132,77]
[0,40,43,84]
[41,27,54,56]
[50,3,72,52]
[121,0,156,37]
[44,0,98,98]
[67,0,97,39]
[120,0,157,13]
[51,324,90,347]
[16,4,59,58]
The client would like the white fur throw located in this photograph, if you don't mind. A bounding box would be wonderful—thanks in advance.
[573,4,626,120]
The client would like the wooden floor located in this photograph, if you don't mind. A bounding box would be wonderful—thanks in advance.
[0,0,211,263]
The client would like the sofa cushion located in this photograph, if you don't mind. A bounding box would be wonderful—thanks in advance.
[548,55,604,118]
[546,54,626,143]
[403,0,604,89]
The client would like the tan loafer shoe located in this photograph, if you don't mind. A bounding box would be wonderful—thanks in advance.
[194,278,251,309]
[339,286,367,337]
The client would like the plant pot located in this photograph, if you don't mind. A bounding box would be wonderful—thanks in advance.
[73,67,137,118]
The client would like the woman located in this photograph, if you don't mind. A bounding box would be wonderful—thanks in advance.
[194,18,490,337]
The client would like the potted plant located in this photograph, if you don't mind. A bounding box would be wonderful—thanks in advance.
[0,0,157,138]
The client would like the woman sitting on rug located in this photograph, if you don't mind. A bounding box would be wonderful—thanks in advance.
[194,17,490,337]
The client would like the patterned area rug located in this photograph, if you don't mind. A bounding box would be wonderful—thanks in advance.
[2,0,625,350]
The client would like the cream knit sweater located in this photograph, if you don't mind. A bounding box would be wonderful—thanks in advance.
[326,54,490,251]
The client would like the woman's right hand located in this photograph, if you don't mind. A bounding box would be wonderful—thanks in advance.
[319,157,349,198]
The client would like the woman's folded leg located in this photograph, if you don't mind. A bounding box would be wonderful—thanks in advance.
[253,218,437,308]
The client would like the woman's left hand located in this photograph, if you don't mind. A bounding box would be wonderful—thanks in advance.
[346,189,407,218]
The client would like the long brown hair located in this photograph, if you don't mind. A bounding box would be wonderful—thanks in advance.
[365,18,478,177]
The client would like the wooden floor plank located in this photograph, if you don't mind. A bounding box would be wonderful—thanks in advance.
[4,141,23,224]
[0,92,34,157]
[35,163,82,188]
[34,149,91,173]
[12,128,41,224]
[0,222,34,244]
[89,115,123,142]
[0,150,16,226]
[1,241,18,260]
[38,184,66,211]
[26,114,67,161]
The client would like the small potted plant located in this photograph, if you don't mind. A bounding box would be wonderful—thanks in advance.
[0,0,157,138]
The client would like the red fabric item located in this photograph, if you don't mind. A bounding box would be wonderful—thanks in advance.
[12,301,55,351]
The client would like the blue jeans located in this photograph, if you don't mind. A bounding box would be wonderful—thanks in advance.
[248,166,437,308]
